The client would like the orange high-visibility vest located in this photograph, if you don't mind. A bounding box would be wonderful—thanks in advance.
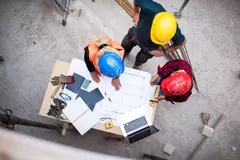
[88,38,124,73]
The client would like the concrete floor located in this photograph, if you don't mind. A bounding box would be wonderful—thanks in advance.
[0,0,240,159]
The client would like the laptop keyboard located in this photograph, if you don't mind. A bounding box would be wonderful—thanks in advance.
[124,116,148,133]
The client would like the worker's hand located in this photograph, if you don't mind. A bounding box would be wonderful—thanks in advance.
[111,78,121,91]
[90,71,101,83]
[149,50,164,57]
[150,74,160,85]
[133,12,139,27]
[155,95,165,101]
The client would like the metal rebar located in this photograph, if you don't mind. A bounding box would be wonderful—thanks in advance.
[164,53,173,61]
[174,50,181,59]
[170,51,178,60]
[62,0,70,26]
[182,45,200,92]
[183,45,192,63]
[0,113,59,130]
[174,0,190,19]
[167,52,175,60]
[164,43,177,60]
[161,45,173,61]
[180,47,187,60]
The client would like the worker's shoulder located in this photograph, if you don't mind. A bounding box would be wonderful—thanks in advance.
[171,25,185,46]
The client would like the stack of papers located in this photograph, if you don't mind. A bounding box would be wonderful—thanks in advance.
[63,97,101,135]
[60,58,154,135]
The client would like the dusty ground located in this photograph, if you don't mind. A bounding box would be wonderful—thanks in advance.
[0,0,239,159]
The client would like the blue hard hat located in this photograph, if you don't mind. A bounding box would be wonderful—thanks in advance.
[98,52,124,78]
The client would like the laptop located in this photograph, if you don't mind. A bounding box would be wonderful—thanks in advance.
[117,107,159,143]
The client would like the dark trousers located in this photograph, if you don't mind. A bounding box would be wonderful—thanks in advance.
[121,34,153,67]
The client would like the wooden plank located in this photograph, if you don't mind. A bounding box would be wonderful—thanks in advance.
[122,2,133,16]
[117,0,133,17]
[115,0,133,18]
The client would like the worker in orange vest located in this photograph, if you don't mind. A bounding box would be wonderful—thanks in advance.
[84,37,125,90]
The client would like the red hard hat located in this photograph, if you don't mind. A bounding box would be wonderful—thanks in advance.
[161,72,192,96]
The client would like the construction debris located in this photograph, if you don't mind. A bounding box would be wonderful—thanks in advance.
[163,143,175,155]
[188,114,225,160]
[202,125,214,137]
[201,113,213,137]
[231,146,236,152]
[201,113,211,125]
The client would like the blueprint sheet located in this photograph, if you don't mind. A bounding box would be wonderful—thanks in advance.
[64,58,153,126]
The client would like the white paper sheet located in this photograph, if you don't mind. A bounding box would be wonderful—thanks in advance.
[62,98,89,123]
[73,110,101,135]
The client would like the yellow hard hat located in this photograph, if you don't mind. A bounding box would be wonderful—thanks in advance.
[150,12,177,45]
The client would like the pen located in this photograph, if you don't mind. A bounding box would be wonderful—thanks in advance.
[104,93,112,102]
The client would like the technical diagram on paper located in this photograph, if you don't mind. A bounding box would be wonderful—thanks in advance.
[96,72,152,120]
[64,58,154,126]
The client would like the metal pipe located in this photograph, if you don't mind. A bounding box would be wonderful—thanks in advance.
[183,46,199,92]
[174,0,190,19]
[174,50,181,59]
[62,0,70,26]
[0,113,59,130]
[180,48,187,60]
[170,51,178,59]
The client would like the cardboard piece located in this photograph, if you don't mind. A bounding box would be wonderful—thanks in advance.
[66,72,104,111]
